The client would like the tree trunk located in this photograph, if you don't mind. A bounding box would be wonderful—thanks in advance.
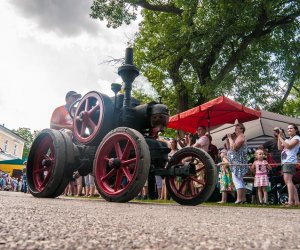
[177,85,189,112]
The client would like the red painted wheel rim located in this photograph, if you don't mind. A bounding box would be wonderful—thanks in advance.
[73,92,103,143]
[32,134,55,192]
[168,152,207,200]
[95,132,139,196]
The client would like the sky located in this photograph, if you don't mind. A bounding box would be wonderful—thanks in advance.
[0,0,141,131]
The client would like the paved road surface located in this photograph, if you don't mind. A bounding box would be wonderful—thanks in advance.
[0,191,300,249]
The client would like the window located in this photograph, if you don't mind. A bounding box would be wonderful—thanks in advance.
[4,140,8,152]
[13,144,18,155]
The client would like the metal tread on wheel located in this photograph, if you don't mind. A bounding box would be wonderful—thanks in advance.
[165,147,217,206]
[26,129,76,198]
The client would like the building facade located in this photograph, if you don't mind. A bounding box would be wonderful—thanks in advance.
[0,124,25,161]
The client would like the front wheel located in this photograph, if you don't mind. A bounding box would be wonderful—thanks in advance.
[26,129,74,198]
[94,127,150,202]
[268,192,278,205]
[279,193,288,205]
[165,147,216,206]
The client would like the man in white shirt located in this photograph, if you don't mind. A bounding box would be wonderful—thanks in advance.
[193,126,209,152]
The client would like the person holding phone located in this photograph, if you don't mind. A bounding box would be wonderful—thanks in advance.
[278,124,300,207]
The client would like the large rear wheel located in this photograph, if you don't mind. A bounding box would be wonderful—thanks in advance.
[94,127,150,202]
[165,147,216,206]
[26,129,74,198]
[73,91,114,145]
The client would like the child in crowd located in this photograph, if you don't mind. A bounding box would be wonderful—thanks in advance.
[0,173,4,191]
[217,149,235,203]
[251,149,271,204]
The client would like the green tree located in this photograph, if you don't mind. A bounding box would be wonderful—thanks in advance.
[12,127,35,159]
[131,76,159,104]
[282,81,300,116]
[91,0,300,115]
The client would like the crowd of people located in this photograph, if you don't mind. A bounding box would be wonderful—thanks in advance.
[0,168,27,193]
[63,172,98,197]
[141,122,300,207]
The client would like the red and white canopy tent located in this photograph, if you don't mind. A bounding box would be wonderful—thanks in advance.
[167,96,261,133]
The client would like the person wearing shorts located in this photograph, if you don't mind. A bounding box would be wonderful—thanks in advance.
[84,174,95,197]
[278,124,300,207]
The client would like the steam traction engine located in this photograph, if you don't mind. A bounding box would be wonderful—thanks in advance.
[26,48,216,205]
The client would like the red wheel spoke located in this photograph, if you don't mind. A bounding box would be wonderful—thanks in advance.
[33,168,44,174]
[34,163,52,174]
[85,98,89,111]
[85,117,96,131]
[40,171,51,189]
[121,158,136,167]
[121,167,133,182]
[101,169,116,182]
[88,104,100,116]
[121,140,132,160]
[114,169,123,191]
[196,166,205,173]
[43,154,51,160]
[80,123,87,136]
[114,141,122,159]
[188,180,196,196]
[178,179,188,194]
[189,176,205,186]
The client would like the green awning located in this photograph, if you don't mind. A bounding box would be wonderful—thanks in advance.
[0,159,25,165]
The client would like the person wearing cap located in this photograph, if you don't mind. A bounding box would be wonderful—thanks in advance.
[50,91,82,196]
[50,91,81,131]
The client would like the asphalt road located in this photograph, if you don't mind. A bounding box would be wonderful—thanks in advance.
[0,191,300,250]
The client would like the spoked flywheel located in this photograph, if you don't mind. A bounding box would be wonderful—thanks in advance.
[73,91,114,145]
[165,147,216,206]
[94,127,150,202]
[26,129,75,198]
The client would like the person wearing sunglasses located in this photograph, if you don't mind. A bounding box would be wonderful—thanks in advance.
[278,123,300,207]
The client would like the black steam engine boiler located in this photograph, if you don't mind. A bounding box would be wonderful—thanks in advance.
[26,48,216,205]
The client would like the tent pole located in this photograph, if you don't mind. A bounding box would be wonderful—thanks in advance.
[208,111,210,134]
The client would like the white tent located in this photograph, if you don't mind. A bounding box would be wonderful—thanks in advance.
[210,110,300,150]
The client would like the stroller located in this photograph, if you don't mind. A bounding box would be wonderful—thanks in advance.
[268,166,300,205]
[268,167,287,205]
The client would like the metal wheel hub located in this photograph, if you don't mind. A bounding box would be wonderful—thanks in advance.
[79,110,89,122]
[108,158,121,169]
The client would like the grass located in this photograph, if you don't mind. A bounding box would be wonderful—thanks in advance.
[67,195,300,208]
[132,199,300,209]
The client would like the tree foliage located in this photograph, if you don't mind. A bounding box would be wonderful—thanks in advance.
[282,81,300,116]
[91,0,300,116]
[12,127,36,159]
